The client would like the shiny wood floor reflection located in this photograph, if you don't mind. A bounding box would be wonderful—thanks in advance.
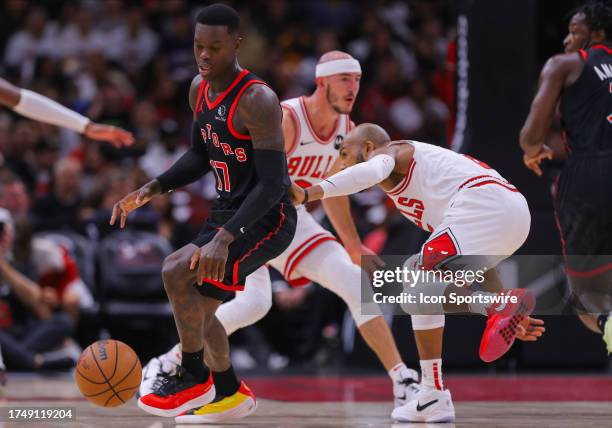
[2,375,610,427]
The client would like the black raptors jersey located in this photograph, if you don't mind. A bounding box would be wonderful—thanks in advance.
[193,69,265,208]
[560,44,612,154]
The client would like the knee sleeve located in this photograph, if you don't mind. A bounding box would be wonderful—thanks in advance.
[216,266,272,335]
[411,314,445,330]
[297,241,379,327]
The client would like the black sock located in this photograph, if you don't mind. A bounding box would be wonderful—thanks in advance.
[213,365,240,396]
[597,313,609,334]
[181,349,209,382]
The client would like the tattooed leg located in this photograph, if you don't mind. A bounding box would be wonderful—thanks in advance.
[161,244,209,353]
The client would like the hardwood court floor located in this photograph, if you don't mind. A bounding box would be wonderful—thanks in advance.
[2,375,611,427]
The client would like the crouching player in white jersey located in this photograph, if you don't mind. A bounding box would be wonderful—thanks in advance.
[293,123,546,423]
[141,52,420,423]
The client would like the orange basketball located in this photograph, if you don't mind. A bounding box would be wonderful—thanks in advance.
[75,339,142,407]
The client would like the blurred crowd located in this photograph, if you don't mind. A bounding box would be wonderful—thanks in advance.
[0,0,454,372]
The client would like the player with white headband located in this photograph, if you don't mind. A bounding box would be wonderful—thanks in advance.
[143,51,421,424]
[0,77,133,147]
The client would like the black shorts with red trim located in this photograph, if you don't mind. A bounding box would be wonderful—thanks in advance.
[191,202,296,301]
[554,153,612,281]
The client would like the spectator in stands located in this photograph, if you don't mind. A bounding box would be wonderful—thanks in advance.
[31,158,83,233]
[139,118,187,179]
[2,119,41,192]
[158,10,196,84]
[57,6,106,61]
[3,7,59,79]
[0,173,30,219]
[32,137,60,198]
[0,209,82,371]
[107,6,159,74]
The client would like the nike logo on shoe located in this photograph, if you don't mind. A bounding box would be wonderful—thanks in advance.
[416,399,438,411]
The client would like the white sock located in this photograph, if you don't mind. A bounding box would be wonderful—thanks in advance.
[420,359,443,390]
[388,362,408,383]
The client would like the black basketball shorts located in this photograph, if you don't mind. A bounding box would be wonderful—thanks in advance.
[554,153,612,311]
[191,202,296,301]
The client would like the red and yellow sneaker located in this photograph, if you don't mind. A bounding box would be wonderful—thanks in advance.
[137,369,215,417]
[479,289,536,362]
[174,381,257,424]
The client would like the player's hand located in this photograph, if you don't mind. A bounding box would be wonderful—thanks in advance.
[110,180,161,228]
[516,316,546,341]
[190,230,233,284]
[346,243,385,277]
[523,145,553,176]
[85,122,135,148]
[289,183,305,205]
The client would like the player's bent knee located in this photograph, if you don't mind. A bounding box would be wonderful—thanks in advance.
[411,314,445,330]
[161,251,190,292]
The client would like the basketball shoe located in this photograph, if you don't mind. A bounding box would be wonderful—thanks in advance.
[175,381,256,423]
[479,289,536,362]
[391,387,455,423]
[139,344,181,398]
[137,368,215,417]
[393,367,420,406]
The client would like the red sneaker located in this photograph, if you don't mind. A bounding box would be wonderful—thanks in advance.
[479,289,535,362]
[137,369,215,417]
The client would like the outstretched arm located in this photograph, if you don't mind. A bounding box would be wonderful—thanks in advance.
[0,77,133,147]
[295,151,396,204]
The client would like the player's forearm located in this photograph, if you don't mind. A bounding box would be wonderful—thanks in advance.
[317,154,395,199]
[322,196,361,248]
[12,89,90,133]
[155,148,210,193]
[222,149,289,238]
[519,120,546,156]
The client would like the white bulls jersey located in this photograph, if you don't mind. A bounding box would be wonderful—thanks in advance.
[384,141,517,232]
[281,96,352,188]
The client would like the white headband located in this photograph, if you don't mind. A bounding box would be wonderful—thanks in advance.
[315,58,362,77]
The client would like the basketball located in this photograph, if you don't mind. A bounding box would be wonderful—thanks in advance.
[75,340,142,407]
